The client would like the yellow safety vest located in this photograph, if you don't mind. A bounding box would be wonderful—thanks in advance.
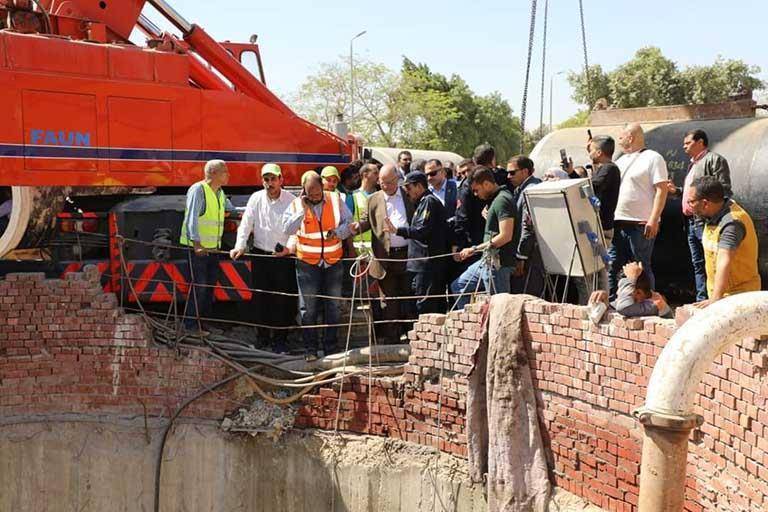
[352,191,372,255]
[180,181,225,249]
[702,200,761,298]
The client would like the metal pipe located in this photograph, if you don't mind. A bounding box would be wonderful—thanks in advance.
[634,291,768,512]
[184,24,291,113]
[146,0,192,33]
[136,15,229,91]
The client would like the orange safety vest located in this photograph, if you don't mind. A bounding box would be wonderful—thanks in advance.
[291,191,343,266]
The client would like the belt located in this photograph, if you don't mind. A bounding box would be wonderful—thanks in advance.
[614,220,645,227]
[390,246,408,253]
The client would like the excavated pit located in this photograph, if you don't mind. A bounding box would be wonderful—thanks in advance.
[0,417,601,512]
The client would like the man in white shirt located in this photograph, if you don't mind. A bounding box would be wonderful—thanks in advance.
[357,164,415,343]
[609,123,669,299]
[230,163,296,352]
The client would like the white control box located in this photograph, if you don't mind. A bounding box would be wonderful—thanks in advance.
[523,178,606,277]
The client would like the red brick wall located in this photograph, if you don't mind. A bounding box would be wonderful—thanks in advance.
[297,309,484,458]
[301,298,768,512]
[0,270,230,419]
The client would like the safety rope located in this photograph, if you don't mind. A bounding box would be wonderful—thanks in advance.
[519,0,538,153]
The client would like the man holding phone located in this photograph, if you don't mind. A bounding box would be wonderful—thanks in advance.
[283,171,357,358]
[231,163,296,353]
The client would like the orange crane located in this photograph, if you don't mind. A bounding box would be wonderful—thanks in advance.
[0,0,358,303]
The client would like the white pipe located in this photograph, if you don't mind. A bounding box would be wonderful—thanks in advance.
[645,291,768,416]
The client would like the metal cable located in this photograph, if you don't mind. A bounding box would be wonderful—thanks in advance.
[538,0,549,132]
[578,0,592,107]
[519,0,538,153]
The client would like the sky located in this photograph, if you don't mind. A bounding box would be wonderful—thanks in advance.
[149,1,768,127]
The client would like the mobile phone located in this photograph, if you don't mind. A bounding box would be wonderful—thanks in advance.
[559,149,568,171]
[587,129,593,140]
[274,243,284,253]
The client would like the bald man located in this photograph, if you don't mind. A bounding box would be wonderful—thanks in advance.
[610,123,669,299]
[357,164,415,343]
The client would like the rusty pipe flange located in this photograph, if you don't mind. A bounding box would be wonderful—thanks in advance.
[633,407,703,432]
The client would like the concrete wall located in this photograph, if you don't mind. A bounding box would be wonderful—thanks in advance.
[0,419,485,512]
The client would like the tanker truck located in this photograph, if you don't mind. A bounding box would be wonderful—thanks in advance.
[531,99,768,301]
[0,0,356,302]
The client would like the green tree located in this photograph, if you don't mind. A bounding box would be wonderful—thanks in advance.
[567,47,764,109]
[557,110,590,129]
[290,58,410,147]
[680,57,764,104]
[567,64,611,107]
[291,57,522,160]
[399,58,521,161]
[609,47,684,108]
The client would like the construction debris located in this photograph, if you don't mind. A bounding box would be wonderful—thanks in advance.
[221,393,297,441]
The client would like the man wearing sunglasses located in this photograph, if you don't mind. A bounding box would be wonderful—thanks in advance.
[507,155,544,296]
[425,159,458,219]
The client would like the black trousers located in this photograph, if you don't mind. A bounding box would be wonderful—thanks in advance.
[184,251,219,329]
[411,261,447,315]
[251,250,297,344]
[376,249,412,343]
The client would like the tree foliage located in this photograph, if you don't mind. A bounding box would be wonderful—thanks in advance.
[290,57,521,161]
[567,47,764,109]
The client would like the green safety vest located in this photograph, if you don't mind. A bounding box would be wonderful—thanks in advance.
[179,181,225,249]
[352,191,372,255]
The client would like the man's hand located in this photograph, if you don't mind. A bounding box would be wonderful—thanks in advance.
[589,290,608,305]
[651,291,668,311]
[565,157,575,176]
[325,229,337,240]
[644,219,660,239]
[230,248,245,260]
[193,241,207,256]
[383,217,396,234]
[458,247,474,262]
[301,194,313,209]
[481,206,489,220]
[623,261,643,280]
[349,222,359,235]
[274,246,291,257]
[665,181,678,195]
[513,259,525,277]
[693,299,712,309]
[452,246,462,262]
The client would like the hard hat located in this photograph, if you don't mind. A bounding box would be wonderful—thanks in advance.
[320,166,340,179]
[261,163,282,177]
[301,170,319,186]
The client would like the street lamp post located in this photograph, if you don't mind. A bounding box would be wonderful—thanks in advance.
[549,70,565,132]
[349,30,367,131]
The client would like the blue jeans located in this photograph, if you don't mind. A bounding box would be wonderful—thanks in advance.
[687,217,708,301]
[184,251,219,329]
[296,260,343,353]
[608,222,656,300]
[450,258,512,310]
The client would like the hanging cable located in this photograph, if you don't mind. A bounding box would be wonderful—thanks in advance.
[538,0,549,132]
[519,0,538,153]
[578,0,592,108]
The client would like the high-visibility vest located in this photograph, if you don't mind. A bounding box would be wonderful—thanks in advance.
[352,191,372,255]
[291,191,343,266]
[180,181,225,249]
[703,200,761,298]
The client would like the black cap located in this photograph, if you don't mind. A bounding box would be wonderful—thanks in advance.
[403,171,428,187]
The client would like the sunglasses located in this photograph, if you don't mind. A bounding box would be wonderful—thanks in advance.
[425,170,440,177]
[507,169,519,175]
